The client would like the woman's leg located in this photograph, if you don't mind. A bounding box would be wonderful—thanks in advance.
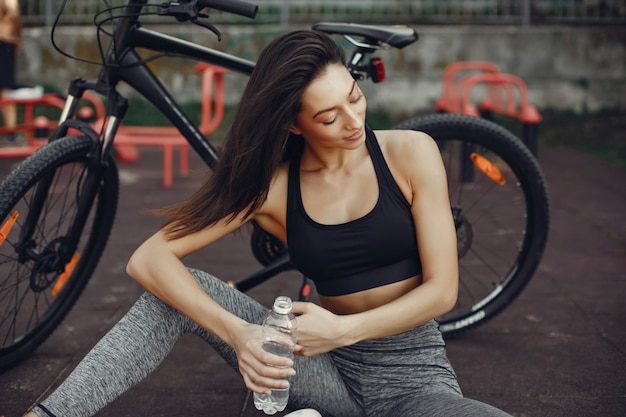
[388,392,513,417]
[329,321,511,417]
[30,288,191,417]
[28,269,361,417]
[28,268,251,417]
[182,269,363,417]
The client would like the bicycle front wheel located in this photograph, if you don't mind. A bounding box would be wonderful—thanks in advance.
[0,135,119,371]
[394,114,550,336]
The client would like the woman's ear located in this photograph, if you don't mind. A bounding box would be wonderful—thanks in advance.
[289,124,302,135]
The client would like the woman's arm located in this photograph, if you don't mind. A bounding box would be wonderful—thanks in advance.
[292,130,458,355]
[126,213,293,393]
[126,217,248,343]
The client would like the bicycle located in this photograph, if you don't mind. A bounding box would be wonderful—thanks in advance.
[0,0,550,372]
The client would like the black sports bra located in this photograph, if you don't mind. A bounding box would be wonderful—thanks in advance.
[286,127,422,296]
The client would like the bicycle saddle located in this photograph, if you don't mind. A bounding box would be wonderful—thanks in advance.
[312,22,418,49]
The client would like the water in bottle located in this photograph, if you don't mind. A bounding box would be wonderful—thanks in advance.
[253,296,297,415]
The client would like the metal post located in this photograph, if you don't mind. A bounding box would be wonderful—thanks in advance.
[45,0,54,27]
[521,0,531,26]
[280,0,290,26]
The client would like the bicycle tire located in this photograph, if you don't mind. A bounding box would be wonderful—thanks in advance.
[393,113,550,336]
[250,223,288,267]
[0,135,119,372]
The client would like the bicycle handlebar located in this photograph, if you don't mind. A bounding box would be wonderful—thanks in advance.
[198,0,258,19]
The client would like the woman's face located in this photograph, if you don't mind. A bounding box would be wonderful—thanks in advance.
[290,63,367,149]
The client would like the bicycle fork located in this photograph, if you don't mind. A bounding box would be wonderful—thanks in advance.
[12,79,126,294]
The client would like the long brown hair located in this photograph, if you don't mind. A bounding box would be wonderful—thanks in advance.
[158,30,346,239]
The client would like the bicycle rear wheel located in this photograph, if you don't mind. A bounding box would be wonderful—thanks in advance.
[393,113,550,336]
[0,136,119,371]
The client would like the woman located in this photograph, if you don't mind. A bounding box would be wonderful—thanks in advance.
[26,30,512,417]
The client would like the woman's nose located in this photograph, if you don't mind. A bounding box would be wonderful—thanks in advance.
[344,107,363,130]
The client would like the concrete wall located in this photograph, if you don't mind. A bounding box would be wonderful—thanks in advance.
[16,24,626,117]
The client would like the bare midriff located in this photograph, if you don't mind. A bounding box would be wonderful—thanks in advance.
[319,275,422,315]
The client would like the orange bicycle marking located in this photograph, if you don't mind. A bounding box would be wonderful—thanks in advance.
[470,153,506,185]
[0,211,19,246]
[52,252,81,297]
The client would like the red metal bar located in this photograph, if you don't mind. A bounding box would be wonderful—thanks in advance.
[435,61,501,113]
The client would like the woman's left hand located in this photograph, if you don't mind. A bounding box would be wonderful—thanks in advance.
[290,301,351,356]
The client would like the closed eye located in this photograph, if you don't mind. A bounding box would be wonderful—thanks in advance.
[351,93,364,104]
[321,94,364,126]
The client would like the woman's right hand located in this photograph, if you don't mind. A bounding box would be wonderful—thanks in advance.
[231,323,296,394]
[128,226,297,394]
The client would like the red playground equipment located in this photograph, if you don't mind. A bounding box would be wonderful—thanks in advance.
[435,61,542,156]
[1,63,227,187]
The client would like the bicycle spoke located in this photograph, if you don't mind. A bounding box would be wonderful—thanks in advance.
[0,138,118,368]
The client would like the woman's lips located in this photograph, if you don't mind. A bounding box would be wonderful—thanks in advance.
[345,127,364,141]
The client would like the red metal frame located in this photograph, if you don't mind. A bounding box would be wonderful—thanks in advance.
[1,64,227,187]
[0,95,65,158]
[435,61,542,155]
[435,61,501,113]
[100,63,227,187]
[455,73,542,124]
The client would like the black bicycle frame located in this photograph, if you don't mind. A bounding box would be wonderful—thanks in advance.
[105,28,295,289]
[63,0,255,168]
[48,0,298,290]
[44,0,382,292]
[14,0,257,277]
[111,28,255,166]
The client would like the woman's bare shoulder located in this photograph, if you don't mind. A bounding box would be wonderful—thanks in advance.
[374,129,440,163]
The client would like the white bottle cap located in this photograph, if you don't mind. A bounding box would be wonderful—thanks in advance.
[273,296,292,314]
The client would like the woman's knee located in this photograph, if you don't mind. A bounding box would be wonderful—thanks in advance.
[130,289,189,331]
[186,268,267,325]
[133,268,222,319]
[186,267,230,294]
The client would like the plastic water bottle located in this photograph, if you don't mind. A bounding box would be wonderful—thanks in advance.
[253,296,298,415]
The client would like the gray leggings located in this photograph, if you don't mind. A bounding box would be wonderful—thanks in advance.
[33,269,512,417]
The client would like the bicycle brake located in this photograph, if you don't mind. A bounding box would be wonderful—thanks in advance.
[160,1,202,20]
[160,2,222,40]
[191,17,222,41]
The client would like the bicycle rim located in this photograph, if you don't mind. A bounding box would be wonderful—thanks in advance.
[0,136,119,371]
[394,114,550,336]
